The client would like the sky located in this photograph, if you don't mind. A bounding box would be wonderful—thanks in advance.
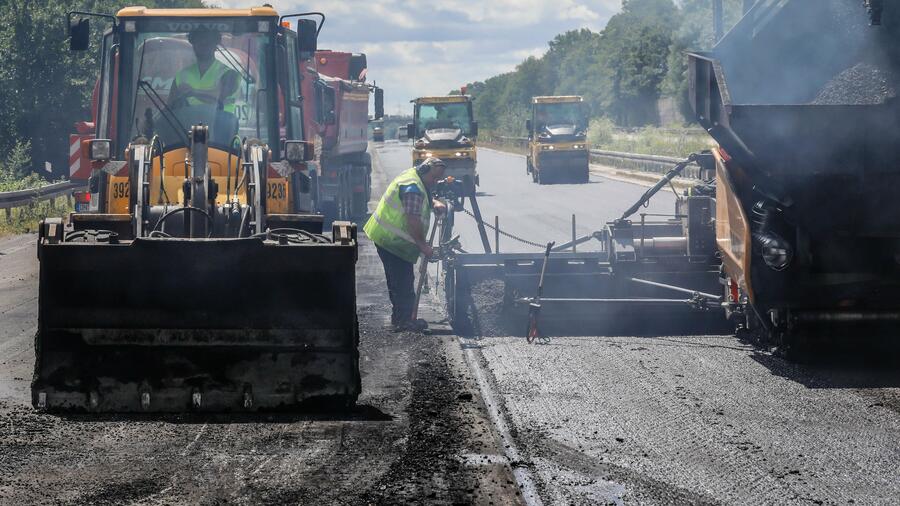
[220,0,622,115]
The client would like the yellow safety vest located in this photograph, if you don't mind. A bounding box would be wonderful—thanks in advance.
[174,59,239,114]
[364,168,431,263]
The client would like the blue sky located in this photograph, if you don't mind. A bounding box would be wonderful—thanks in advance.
[220,0,622,114]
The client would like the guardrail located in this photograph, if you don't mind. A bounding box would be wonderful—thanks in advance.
[0,181,80,221]
[488,136,702,179]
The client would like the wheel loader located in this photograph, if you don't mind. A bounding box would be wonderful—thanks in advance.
[34,7,360,412]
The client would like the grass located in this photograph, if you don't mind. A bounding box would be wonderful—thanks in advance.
[589,118,713,158]
[0,199,72,237]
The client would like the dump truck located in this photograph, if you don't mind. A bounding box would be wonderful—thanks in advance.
[688,0,900,353]
[35,7,361,412]
[525,96,589,184]
[407,95,478,194]
[301,49,384,221]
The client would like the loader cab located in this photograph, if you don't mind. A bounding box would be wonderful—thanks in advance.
[95,10,293,154]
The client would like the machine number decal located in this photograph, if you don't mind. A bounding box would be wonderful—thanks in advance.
[267,182,286,200]
[112,181,130,199]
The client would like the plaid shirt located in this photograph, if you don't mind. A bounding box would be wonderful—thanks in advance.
[399,184,426,216]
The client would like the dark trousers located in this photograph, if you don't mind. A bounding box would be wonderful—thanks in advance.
[376,245,416,324]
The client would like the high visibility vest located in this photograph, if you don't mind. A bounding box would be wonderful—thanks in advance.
[174,59,238,114]
[364,168,431,263]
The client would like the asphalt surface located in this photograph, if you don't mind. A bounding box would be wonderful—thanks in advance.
[377,141,900,505]
[2,141,899,505]
[0,149,525,505]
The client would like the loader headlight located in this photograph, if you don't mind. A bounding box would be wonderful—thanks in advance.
[284,140,307,163]
[88,139,111,161]
[572,144,585,150]
[454,151,469,157]
[541,145,555,150]
[758,233,793,271]
[418,151,433,158]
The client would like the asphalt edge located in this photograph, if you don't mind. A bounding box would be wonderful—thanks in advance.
[370,144,544,506]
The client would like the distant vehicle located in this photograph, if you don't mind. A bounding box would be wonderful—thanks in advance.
[526,96,589,184]
[407,94,478,194]
[372,124,384,142]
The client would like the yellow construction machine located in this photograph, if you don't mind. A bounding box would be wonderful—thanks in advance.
[34,7,360,412]
[407,95,478,194]
[525,96,589,184]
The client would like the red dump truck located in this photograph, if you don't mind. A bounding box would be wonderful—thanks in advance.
[301,50,383,220]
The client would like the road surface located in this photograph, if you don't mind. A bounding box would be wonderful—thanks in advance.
[1,141,898,505]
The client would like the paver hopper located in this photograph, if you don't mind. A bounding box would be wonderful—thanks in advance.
[689,0,900,345]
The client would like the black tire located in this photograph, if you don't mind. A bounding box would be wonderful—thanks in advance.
[445,268,475,336]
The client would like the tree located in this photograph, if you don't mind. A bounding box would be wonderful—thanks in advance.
[662,0,744,120]
[0,0,203,180]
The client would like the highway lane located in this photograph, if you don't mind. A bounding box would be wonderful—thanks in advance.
[375,141,900,505]
[375,141,675,254]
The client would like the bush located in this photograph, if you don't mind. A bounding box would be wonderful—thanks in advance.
[0,140,44,192]
[587,117,616,147]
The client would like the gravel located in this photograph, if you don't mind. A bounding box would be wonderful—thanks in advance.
[812,62,898,105]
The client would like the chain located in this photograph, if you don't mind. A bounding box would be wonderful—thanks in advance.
[460,208,548,249]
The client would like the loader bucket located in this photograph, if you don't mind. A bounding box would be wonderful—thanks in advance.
[33,233,359,413]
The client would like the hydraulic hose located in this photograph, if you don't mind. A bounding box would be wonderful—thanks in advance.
[150,206,214,238]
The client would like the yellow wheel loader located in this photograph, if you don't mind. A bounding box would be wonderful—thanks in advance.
[34,7,360,412]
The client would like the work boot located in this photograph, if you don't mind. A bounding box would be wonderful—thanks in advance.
[394,318,428,333]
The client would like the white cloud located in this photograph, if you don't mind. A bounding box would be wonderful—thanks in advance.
[216,0,623,112]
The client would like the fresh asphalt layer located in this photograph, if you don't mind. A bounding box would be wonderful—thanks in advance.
[377,141,900,505]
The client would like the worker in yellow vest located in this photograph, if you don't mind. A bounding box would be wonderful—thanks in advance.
[364,157,447,331]
[168,29,240,115]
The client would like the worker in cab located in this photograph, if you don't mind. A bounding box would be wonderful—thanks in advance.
[168,28,240,115]
[364,157,448,332]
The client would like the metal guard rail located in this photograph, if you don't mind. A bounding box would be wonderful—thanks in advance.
[489,136,700,178]
[0,181,81,210]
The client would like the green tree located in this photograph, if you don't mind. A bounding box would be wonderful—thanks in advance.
[0,0,203,181]
[662,0,744,120]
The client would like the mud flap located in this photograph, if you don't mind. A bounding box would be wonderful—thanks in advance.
[33,236,359,412]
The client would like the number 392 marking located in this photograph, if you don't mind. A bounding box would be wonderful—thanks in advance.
[112,181,130,199]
